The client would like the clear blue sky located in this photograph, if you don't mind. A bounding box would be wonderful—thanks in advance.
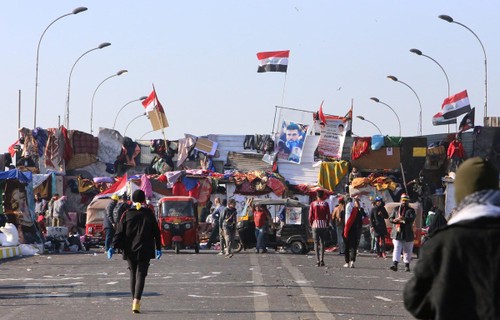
[1,1,499,154]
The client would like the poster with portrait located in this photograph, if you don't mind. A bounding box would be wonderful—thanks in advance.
[276,120,309,164]
[316,118,348,159]
[286,207,302,225]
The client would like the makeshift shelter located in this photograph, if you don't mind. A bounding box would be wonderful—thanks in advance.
[0,169,43,245]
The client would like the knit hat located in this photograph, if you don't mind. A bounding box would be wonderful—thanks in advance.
[455,157,499,204]
[132,190,146,203]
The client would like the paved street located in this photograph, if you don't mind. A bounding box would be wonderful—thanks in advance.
[0,248,415,320]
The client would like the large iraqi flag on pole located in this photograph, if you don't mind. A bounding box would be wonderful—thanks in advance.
[441,90,471,119]
[257,50,290,73]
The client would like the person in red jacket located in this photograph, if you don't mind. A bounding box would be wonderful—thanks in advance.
[309,190,331,267]
[447,136,466,172]
[253,204,271,253]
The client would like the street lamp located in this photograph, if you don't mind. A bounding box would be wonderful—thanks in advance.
[356,116,382,135]
[370,97,401,137]
[124,113,147,137]
[439,14,488,117]
[387,75,423,136]
[113,96,148,130]
[34,6,88,128]
[90,69,128,134]
[410,48,450,97]
[65,42,111,129]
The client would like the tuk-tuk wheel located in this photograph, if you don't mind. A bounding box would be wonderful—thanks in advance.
[195,243,200,254]
[232,239,243,253]
[84,245,90,252]
[290,240,306,254]
[174,242,181,254]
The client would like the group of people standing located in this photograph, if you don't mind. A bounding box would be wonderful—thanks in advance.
[309,189,416,271]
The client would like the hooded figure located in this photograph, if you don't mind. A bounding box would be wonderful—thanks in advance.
[404,157,500,320]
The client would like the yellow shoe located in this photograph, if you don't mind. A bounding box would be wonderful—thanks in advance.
[132,301,141,313]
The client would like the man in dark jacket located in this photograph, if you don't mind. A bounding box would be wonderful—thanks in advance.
[370,196,388,258]
[389,193,415,272]
[404,157,500,320]
[104,194,119,252]
[109,190,162,314]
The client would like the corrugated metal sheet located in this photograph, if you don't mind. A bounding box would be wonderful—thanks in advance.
[277,135,320,185]
[226,152,272,172]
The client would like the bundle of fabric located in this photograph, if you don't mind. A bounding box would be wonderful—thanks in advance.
[351,137,371,160]
[72,130,98,155]
[318,161,349,192]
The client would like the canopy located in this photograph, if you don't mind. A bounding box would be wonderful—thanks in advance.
[0,169,32,184]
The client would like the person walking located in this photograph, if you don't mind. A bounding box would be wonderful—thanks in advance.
[388,193,415,272]
[404,157,500,319]
[343,197,363,268]
[308,190,331,266]
[370,196,389,258]
[332,197,346,255]
[108,190,162,314]
[220,198,237,257]
[104,194,119,252]
[216,198,227,255]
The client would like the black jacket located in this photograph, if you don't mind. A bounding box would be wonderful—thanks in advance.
[370,205,388,237]
[104,200,117,229]
[404,215,500,319]
[112,206,161,261]
[389,204,415,242]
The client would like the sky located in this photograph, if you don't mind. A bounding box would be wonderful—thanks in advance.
[1,1,499,154]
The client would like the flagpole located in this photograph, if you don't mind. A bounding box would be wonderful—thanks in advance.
[280,73,288,106]
[271,105,278,135]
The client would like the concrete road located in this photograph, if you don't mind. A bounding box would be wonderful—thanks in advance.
[0,248,415,320]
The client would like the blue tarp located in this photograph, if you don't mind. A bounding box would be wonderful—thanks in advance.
[0,169,32,184]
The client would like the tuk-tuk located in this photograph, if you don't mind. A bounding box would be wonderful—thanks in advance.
[158,196,200,254]
[82,198,112,251]
[384,201,423,257]
[236,198,313,254]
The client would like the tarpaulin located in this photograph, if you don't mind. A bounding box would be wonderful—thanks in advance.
[98,128,124,164]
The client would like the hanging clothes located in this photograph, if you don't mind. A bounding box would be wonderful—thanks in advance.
[318,161,349,192]
[351,137,371,160]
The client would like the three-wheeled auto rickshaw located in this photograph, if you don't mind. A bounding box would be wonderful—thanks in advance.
[82,198,112,251]
[235,198,313,254]
[158,196,200,253]
[384,201,423,257]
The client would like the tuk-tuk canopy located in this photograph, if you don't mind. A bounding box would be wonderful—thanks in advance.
[252,198,308,208]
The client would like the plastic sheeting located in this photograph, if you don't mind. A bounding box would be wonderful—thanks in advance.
[98,128,124,164]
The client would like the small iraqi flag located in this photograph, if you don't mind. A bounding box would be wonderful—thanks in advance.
[432,111,457,126]
[256,50,290,73]
[442,90,471,119]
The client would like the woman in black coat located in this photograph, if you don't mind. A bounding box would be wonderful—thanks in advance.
[369,196,389,258]
[108,190,162,314]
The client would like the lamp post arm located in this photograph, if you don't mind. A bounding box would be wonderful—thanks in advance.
[65,47,99,128]
[398,80,423,136]
[34,12,72,128]
[113,99,141,130]
[380,101,401,137]
[124,113,146,137]
[422,54,451,97]
[453,21,487,117]
[90,74,117,134]
[365,119,382,135]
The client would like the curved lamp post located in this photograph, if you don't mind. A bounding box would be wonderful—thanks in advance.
[139,130,155,140]
[124,113,147,137]
[439,14,488,117]
[370,97,401,137]
[387,75,423,136]
[356,115,382,135]
[65,42,111,128]
[410,48,450,97]
[90,69,128,134]
[113,96,148,130]
[34,6,88,128]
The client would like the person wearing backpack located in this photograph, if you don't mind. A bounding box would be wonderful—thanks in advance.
[113,195,130,226]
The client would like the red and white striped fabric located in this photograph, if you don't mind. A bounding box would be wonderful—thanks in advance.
[256,50,290,73]
[441,90,471,119]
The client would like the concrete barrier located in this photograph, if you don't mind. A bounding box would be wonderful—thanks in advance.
[0,246,21,260]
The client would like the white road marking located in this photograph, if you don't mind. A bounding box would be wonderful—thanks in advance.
[375,296,392,302]
[106,281,118,285]
[188,291,267,299]
[279,255,336,320]
[303,294,354,300]
[250,253,272,320]
[200,275,215,279]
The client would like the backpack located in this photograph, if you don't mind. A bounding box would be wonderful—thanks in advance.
[113,202,128,224]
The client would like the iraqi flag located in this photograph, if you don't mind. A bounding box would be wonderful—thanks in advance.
[459,107,475,132]
[257,50,289,73]
[432,111,457,126]
[142,86,169,130]
[442,90,471,119]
